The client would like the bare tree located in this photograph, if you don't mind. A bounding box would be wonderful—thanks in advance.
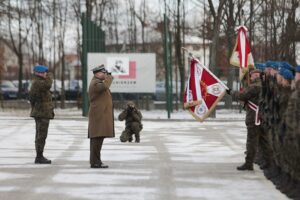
[127,0,137,51]
[29,0,45,64]
[207,0,226,74]
[134,0,148,52]
[7,0,32,98]
[73,0,82,75]
[86,0,96,19]
[222,0,245,107]
[57,1,68,109]
[174,0,184,102]
[279,0,299,64]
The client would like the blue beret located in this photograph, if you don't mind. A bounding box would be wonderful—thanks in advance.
[265,60,279,70]
[255,63,266,71]
[294,65,300,73]
[33,65,48,73]
[279,61,294,72]
[279,68,294,80]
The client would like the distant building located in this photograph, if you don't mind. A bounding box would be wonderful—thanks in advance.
[62,54,81,80]
[0,39,34,81]
[0,39,18,80]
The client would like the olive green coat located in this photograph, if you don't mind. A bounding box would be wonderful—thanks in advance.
[29,73,54,119]
[88,76,115,138]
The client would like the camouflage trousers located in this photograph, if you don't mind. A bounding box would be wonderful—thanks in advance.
[34,118,50,155]
[282,133,300,181]
[120,122,142,143]
[245,125,272,165]
[90,137,104,165]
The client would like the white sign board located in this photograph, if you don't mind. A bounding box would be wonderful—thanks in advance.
[87,53,156,93]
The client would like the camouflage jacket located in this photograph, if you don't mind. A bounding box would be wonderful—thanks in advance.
[285,81,300,137]
[118,108,142,127]
[232,78,261,127]
[278,85,291,122]
[29,73,54,119]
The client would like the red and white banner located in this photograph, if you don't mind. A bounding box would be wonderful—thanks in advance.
[184,58,227,122]
[230,26,254,80]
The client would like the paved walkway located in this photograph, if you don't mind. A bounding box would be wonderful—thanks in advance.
[0,116,288,200]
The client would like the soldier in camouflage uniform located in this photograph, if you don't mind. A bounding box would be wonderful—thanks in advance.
[29,65,54,164]
[118,101,143,143]
[283,66,300,197]
[262,61,279,173]
[228,69,270,170]
[275,67,293,171]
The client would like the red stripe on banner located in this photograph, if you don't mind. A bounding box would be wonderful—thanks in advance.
[119,61,136,79]
[190,105,195,112]
[237,27,251,68]
[190,59,197,101]
[200,68,219,109]
[201,67,218,86]
[205,93,218,109]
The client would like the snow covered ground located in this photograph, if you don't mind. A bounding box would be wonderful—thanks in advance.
[0,107,245,121]
[0,109,288,200]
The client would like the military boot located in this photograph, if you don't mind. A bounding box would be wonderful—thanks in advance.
[120,134,128,142]
[35,152,51,164]
[237,163,253,171]
[135,134,140,143]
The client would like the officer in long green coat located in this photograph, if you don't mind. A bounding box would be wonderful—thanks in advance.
[88,65,114,168]
[29,65,54,164]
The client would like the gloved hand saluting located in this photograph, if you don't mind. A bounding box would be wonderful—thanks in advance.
[104,74,113,88]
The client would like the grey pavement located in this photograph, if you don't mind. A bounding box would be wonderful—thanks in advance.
[0,113,289,200]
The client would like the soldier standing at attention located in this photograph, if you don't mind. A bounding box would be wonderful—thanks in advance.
[227,69,268,170]
[118,101,143,143]
[283,66,300,198]
[88,65,114,168]
[29,65,54,164]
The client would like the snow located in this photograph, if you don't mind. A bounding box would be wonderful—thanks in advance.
[0,108,287,200]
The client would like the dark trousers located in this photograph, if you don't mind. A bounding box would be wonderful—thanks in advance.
[245,125,271,165]
[90,137,104,165]
[245,126,259,164]
[34,118,50,156]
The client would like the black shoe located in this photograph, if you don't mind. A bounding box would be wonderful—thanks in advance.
[237,163,253,171]
[35,156,51,164]
[91,163,109,168]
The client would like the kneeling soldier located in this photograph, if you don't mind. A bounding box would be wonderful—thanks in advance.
[118,101,143,143]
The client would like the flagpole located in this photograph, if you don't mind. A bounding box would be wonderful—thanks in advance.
[182,47,229,90]
[181,47,192,104]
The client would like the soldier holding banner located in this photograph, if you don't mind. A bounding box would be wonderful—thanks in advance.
[228,69,271,171]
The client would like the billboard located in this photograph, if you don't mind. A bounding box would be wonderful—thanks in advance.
[87,53,156,93]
